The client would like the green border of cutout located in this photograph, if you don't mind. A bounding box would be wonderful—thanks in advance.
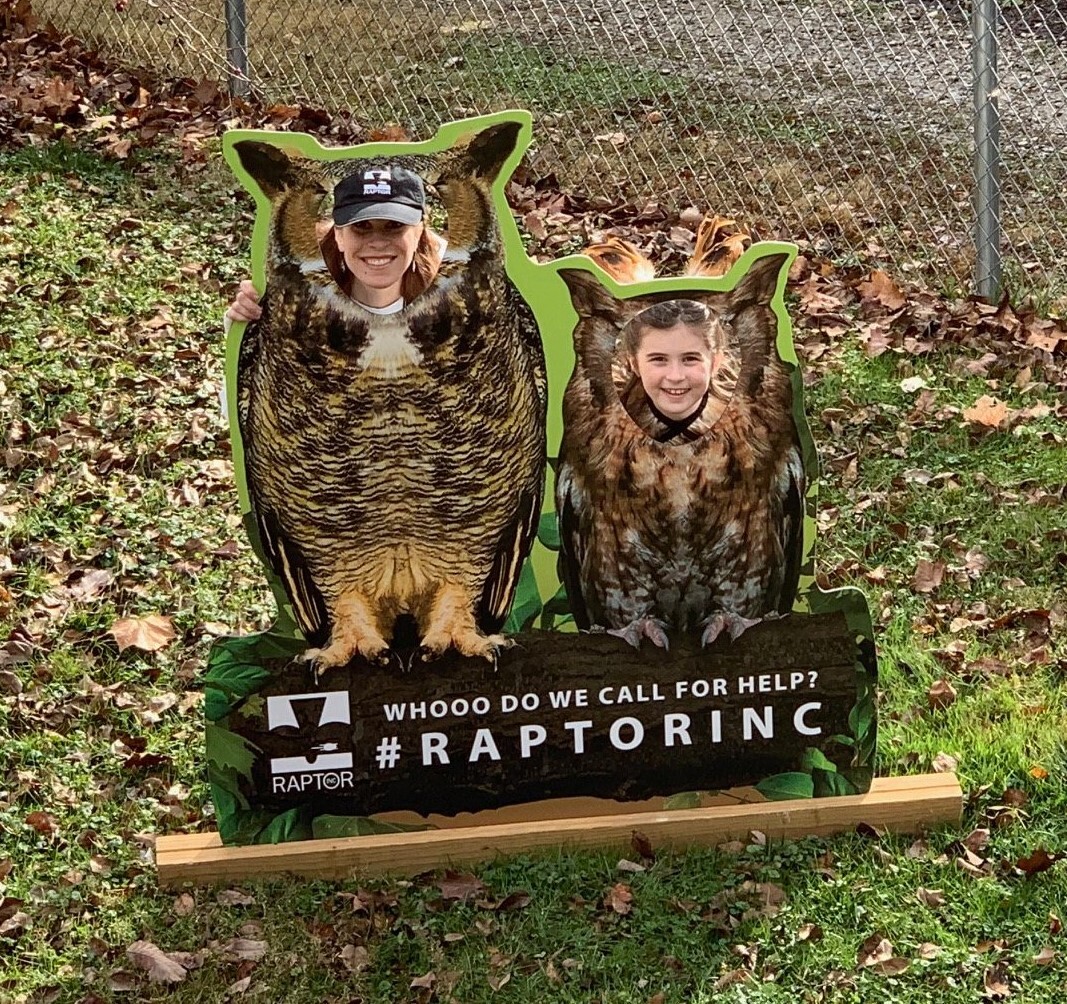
[206,110,878,842]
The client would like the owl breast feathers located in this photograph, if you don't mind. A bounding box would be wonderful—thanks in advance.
[233,123,546,669]
[555,252,806,649]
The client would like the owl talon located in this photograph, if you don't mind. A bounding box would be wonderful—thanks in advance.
[301,631,391,678]
[607,617,670,651]
[417,644,440,664]
[701,611,761,646]
[376,649,399,670]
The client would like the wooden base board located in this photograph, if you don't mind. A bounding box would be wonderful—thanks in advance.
[156,774,962,885]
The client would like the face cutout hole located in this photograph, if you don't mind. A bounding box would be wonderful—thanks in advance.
[613,299,739,440]
[321,167,448,307]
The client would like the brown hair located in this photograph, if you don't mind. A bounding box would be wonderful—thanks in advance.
[622,299,724,359]
[400,227,443,301]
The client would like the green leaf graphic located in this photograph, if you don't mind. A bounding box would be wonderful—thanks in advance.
[206,722,260,778]
[800,747,839,773]
[504,558,543,634]
[663,791,702,810]
[813,768,859,798]
[537,511,561,551]
[312,815,433,838]
[755,772,815,801]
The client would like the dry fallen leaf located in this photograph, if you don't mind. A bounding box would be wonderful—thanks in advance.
[437,871,486,902]
[605,882,634,916]
[927,678,957,710]
[631,829,655,862]
[858,269,907,311]
[713,969,751,990]
[24,811,58,838]
[338,944,370,973]
[1015,847,1060,876]
[216,889,256,907]
[495,891,531,912]
[983,964,1011,999]
[797,922,823,942]
[963,395,1010,429]
[410,970,436,990]
[912,558,946,594]
[1032,946,1056,966]
[127,940,188,984]
[871,957,910,976]
[758,882,787,917]
[932,752,959,774]
[0,911,30,938]
[916,887,946,908]
[857,934,894,967]
[110,615,176,653]
[173,893,195,917]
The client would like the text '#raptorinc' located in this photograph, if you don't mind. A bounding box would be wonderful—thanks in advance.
[387,704,828,767]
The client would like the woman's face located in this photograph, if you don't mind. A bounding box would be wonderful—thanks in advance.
[631,323,716,420]
[333,219,424,307]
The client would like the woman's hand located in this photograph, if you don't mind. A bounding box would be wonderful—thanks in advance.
[225,280,263,323]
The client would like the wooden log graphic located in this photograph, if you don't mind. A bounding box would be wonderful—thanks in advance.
[222,611,861,818]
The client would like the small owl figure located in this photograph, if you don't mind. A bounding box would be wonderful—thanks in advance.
[231,121,546,671]
[555,251,805,649]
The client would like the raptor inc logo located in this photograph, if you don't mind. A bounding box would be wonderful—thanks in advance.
[266,691,355,794]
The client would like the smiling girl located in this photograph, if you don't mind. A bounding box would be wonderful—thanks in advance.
[616,300,732,443]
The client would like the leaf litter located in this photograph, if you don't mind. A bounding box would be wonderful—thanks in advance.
[1,3,1066,1001]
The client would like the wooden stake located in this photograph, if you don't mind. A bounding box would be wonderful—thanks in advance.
[157,773,962,885]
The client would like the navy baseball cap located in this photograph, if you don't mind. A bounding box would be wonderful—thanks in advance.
[332,166,425,227]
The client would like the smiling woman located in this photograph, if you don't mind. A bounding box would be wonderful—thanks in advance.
[225,163,445,322]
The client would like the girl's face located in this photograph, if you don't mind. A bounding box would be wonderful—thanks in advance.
[631,323,717,420]
[334,219,424,307]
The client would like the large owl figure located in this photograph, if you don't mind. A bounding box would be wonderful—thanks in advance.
[555,252,805,648]
[232,123,546,670]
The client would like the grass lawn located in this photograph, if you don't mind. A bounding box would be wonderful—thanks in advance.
[1,130,1065,1004]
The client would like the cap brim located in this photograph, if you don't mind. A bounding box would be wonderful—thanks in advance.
[333,203,423,227]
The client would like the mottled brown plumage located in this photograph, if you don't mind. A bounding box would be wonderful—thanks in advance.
[233,124,546,670]
[684,213,753,407]
[684,214,752,278]
[555,252,804,648]
[581,236,656,284]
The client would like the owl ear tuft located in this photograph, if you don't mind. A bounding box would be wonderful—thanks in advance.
[232,141,303,198]
[457,121,524,181]
[724,251,790,311]
[558,267,618,318]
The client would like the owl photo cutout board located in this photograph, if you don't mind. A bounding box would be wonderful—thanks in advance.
[203,111,879,848]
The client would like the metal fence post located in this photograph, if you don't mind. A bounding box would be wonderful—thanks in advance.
[225,0,250,99]
[972,0,1002,300]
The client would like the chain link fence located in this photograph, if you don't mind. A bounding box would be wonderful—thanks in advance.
[32,0,1067,304]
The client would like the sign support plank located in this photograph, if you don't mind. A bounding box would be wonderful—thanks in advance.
[157,773,962,885]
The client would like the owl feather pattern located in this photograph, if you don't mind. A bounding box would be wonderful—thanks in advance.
[556,252,805,648]
[233,123,546,670]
